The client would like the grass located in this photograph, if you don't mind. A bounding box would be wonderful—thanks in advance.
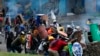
[0,52,43,56]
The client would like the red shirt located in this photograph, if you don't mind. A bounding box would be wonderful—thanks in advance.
[0,17,3,22]
[49,39,67,51]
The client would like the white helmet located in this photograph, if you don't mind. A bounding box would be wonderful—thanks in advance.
[75,26,81,31]
[76,26,80,29]
[66,25,71,28]
[21,31,25,35]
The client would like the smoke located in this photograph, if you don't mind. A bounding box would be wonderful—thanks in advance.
[85,0,96,14]
[6,0,18,19]
[97,0,100,12]
[97,0,100,7]
[50,10,56,21]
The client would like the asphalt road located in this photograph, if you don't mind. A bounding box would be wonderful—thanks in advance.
[0,32,7,52]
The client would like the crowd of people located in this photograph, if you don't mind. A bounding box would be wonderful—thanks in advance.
[0,13,89,56]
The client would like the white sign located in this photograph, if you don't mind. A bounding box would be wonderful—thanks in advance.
[72,42,83,56]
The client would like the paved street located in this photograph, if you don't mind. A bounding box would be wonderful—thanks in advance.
[0,32,6,52]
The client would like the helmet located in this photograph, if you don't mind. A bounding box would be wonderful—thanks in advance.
[21,31,25,35]
[75,26,81,31]
[66,25,71,28]
[76,26,80,29]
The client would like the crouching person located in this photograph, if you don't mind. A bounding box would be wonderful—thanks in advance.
[11,31,26,53]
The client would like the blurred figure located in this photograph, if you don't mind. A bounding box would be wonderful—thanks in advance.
[24,22,29,33]
[31,29,41,54]
[4,23,11,40]
[4,17,12,40]
[14,24,20,38]
[66,25,73,38]
[11,31,26,53]
[47,26,58,36]
[19,23,25,33]
[48,38,67,56]
[28,18,36,30]
[25,31,32,53]
[14,14,24,25]
[0,15,3,34]
[75,26,86,49]
[6,31,15,52]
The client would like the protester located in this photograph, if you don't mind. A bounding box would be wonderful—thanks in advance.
[6,31,15,52]
[11,31,26,53]
[0,16,3,34]
[48,37,67,56]
[25,31,32,53]
[14,24,20,38]
[1,13,89,56]
[4,23,11,40]
[31,29,41,54]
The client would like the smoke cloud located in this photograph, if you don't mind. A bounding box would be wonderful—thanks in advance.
[6,0,18,19]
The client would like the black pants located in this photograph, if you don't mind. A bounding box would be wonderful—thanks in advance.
[12,45,22,53]
[5,32,9,40]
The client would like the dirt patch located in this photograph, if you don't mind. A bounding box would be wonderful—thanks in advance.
[83,42,100,56]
